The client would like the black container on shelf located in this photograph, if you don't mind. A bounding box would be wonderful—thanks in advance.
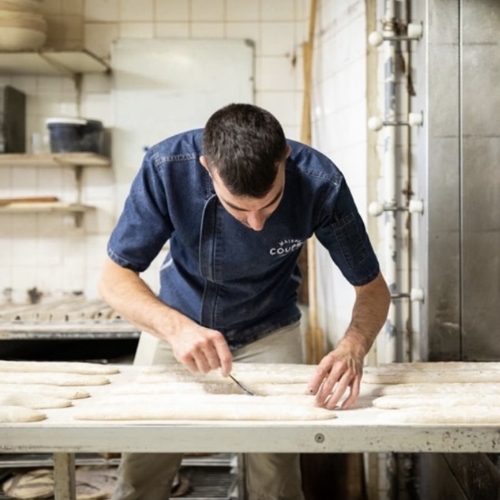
[0,85,26,153]
[46,117,104,154]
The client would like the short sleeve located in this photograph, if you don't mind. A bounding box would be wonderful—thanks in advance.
[107,150,174,272]
[315,177,380,286]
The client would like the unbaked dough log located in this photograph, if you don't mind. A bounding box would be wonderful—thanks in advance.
[74,403,336,421]
[363,363,500,384]
[0,406,46,423]
[0,392,71,409]
[102,394,314,407]
[2,468,113,500]
[0,373,109,386]
[138,363,314,385]
[0,360,119,375]
[388,408,500,425]
[2,469,53,499]
[141,362,314,376]
[0,384,89,399]
[367,362,500,372]
[375,382,500,396]
[111,382,308,396]
[372,394,490,409]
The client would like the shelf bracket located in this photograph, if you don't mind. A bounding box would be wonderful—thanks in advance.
[74,165,83,205]
[37,52,76,82]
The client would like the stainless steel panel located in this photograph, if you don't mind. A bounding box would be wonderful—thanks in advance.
[462,45,500,137]
[428,0,459,44]
[420,0,461,359]
[425,230,461,360]
[426,137,461,360]
[419,454,468,500]
[419,0,500,361]
[462,137,500,232]
[462,0,500,44]
[419,453,500,500]
[428,45,460,138]
[461,0,500,360]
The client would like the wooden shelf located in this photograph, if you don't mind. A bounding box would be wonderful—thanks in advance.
[0,49,110,77]
[0,201,94,227]
[0,152,111,168]
[0,153,109,226]
[0,202,94,214]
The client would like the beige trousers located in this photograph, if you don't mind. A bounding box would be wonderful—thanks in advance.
[111,322,306,500]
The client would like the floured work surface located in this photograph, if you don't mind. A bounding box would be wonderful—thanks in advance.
[2,361,500,454]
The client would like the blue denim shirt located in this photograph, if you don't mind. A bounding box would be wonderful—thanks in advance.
[107,129,380,349]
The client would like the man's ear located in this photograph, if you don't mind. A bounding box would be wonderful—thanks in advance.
[285,145,292,158]
[199,155,209,171]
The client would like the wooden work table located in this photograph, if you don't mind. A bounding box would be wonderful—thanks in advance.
[1,363,500,499]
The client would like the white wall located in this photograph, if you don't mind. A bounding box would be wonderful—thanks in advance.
[0,0,309,303]
[2,0,396,365]
[312,0,373,349]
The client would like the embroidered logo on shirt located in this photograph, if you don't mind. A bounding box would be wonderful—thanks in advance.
[269,239,304,256]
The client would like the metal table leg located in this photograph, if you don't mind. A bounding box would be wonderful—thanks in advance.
[237,453,247,500]
[53,453,76,500]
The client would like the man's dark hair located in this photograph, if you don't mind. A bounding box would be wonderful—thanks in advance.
[203,103,287,198]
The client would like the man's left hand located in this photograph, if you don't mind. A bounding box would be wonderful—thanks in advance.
[307,339,365,410]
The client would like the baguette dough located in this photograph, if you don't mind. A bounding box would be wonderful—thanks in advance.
[388,408,500,425]
[141,362,315,376]
[0,373,109,386]
[0,384,89,399]
[376,382,500,396]
[103,394,314,407]
[138,370,312,385]
[2,469,54,499]
[0,392,71,409]
[363,368,500,384]
[367,362,500,372]
[0,406,46,423]
[138,362,315,385]
[2,468,114,500]
[0,360,119,375]
[74,402,336,421]
[111,381,308,396]
[372,394,485,409]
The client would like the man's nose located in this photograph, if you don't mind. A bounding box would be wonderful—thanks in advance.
[246,211,266,231]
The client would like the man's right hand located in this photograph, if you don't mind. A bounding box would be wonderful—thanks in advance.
[167,321,233,377]
[98,257,233,377]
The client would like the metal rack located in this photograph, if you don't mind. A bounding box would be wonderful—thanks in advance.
[0,297,140,340]
[0,303,239,499]
[0,455,238,500]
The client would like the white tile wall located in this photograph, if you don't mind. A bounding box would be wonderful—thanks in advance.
[119,23,155,38]
[191,0,224,21]
[119,0,154,21]
[4,0,405,394]
[226,0,259,22]
[313,0,372,348]
[154,22,190,38]
[2,0,310,303]
[85,0,119,22]
[154,0,189,21]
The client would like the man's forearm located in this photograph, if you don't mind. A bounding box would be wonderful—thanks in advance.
[98,257,190,342]
[340,272,391,356]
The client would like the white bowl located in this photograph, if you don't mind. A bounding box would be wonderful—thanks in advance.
[0,0,42,11]
[0,9,47,31]
[0,26,46,50]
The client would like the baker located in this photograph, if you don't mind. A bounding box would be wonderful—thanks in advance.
[98,103,390,500]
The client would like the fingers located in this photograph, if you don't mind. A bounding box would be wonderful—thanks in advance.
[340,377,361,409]
[308,352,363,409]
[175,329,232,375]
[213,336,233,377]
